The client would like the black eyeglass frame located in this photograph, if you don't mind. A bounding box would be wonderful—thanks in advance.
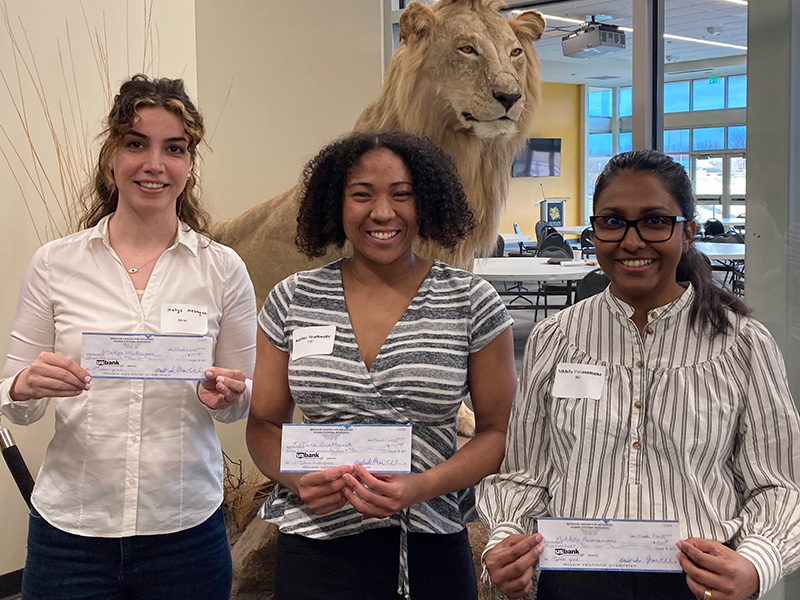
[589,215,690,243]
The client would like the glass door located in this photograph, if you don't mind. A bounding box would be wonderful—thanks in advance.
[693,155,724,221]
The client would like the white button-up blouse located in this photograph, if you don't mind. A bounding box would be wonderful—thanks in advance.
[0,215,257,537]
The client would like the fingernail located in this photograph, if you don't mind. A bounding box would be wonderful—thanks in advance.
[84,376,92,383]
[216,375,225,383]
[85,383,92,390]
[205,370,213,378]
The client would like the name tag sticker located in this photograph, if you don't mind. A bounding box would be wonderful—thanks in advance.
[161,304,208,334]
[552,363,606,400]
[291,325,336,361]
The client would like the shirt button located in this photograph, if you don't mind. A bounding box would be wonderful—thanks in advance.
[632,441,641,450]
[131,435,139,444]
[650,311,659,319]
[133,394,141,403]
[646,326,655,335]
[635,360,644,369]
[634,400,643,409]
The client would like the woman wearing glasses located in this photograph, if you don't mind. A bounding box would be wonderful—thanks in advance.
[477,149,800,600]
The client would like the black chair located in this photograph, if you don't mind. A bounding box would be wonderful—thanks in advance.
[534,220,547,243]
[575,269,610,302]
[708,232,745,291]
[507,240,535,257]
[498,235,537,305]
[703,218,725,238]
[538,232,567,253]
[710,231,744,244]
[579,227,595,258]
[534,246,573,320]
[492,234,505,257]
[519,220,548,254]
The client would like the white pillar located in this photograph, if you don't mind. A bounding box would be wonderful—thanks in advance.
[631,0,664,150]
[747,1,800,596]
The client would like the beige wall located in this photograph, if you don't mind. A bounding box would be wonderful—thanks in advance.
[0,0,197,575]
[194,0,384,460]
[195,0,384,220]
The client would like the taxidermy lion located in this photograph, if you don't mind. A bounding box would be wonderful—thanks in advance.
[211,0,546,308]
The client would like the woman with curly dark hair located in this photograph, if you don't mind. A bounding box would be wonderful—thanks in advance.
[247,131,517,600]
[295,130,475,257]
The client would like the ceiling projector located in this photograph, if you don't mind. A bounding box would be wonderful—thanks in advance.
[562,21,626,58]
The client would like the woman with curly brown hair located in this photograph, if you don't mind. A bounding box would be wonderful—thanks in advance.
[247,131,517,600]
[1,74,256,599]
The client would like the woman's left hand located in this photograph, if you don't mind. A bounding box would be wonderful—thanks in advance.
[677,538,759,600]
[198,367,247,410]
[341,464,428,518]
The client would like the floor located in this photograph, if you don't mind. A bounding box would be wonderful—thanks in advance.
[504,287,569,372]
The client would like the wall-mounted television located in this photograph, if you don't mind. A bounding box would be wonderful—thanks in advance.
[511,138,561,178]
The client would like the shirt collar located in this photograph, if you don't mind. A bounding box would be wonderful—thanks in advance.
[87,213,200,257]
[602,282,694,322]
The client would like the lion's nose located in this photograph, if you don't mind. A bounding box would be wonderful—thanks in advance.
[493,90,521,111]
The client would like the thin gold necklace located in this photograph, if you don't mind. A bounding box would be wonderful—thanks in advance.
[125,252,163,274]
[110,222,178,274]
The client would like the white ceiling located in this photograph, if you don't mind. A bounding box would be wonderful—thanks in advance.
[505,0,748,86]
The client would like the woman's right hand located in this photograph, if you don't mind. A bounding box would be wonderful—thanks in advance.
[10,352,91,402]
[285,464,355,515]
[484,533,544,599]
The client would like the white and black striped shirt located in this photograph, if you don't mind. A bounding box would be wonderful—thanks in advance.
[477,285,800,597]
[259,259,512,538]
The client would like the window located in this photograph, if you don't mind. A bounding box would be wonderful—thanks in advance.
[587,157,611,202]
[692,77,726,111]
[730,157,746,196]
[618,87,632,117]
[588,89,613,117]
[618,132,632,153]
[664,129,690,153]
[693,127,725,151]
[727,75,747,108]
[664,81,690,113]
[584,76,746,221]
[727,125,746,149]
[588,133,613,156]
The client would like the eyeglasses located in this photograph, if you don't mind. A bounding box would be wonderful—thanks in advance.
[589,215,689,243]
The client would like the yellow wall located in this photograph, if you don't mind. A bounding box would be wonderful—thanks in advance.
[501,82,582,236]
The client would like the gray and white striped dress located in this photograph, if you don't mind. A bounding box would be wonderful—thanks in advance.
[258,259,512,594]
[477,284,800,597]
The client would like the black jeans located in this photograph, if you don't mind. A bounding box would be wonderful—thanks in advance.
[274,526,478,600]
[538,569,695,600]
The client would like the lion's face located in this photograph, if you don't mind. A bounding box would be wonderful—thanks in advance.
[408,2,544,141]
[430,12,525,139]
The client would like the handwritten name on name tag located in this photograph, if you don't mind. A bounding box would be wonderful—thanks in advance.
[161,304,208,334]
[291,325,336,361]
[552,363,606,400]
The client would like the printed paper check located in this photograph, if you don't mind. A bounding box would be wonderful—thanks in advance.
[81,333,213,380]
[538,518,682,573]
[280,424,412,473]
